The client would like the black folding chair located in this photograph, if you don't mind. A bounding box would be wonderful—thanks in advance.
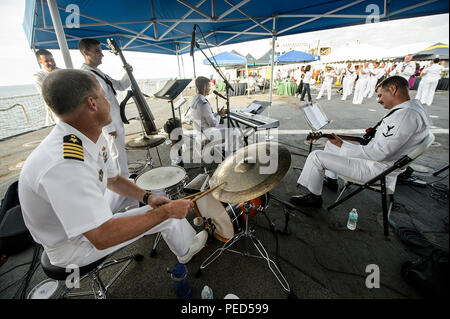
[327,133,435,236]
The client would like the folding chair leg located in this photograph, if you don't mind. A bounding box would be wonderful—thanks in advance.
[381,177,389,237]
[335,183,349,203]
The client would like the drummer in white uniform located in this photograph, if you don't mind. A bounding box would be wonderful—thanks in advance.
[291,76,430,208]
[415,58,445,106]
[18,69,207,268]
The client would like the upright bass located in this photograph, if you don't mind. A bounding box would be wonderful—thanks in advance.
[107,38,158,136]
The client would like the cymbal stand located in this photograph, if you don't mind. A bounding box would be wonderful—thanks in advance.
[198,201,291,292]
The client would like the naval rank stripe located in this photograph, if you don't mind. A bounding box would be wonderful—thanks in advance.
[63,149,84,157]
[63,134,84,161]
[63,144,84,152]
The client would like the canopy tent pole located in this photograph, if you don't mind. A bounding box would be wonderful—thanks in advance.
[246,62,249,97]
[268,17,277,117]
[175,44,185,121]
[47,0,73,69]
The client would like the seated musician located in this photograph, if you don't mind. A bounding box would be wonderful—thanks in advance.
[18,69,207,268]
[190,76,227,136]
[291,76,430,208]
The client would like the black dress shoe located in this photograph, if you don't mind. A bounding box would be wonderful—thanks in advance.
[323,177,338,192]
[290,193,323,208]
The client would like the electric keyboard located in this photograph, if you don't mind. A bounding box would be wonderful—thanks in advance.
[229,110,279,130]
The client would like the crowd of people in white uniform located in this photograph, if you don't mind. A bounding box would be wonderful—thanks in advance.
[276,54,448,106]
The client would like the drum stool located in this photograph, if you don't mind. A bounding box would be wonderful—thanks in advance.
[40,250,143,299]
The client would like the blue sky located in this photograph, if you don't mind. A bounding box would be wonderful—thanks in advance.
[0,1,448,86]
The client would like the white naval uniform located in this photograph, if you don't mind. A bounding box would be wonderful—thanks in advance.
[341,66,356,100]
[366,67,383,98]
[18,121,196,267]
[32,69,59,127]
[352,67,369,104]
[389,61,416,81]
[80,64,131,178]
[415,63,445,106]
[297,99,431,195]
[317,71,335,100]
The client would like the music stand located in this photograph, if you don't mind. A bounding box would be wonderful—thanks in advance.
[301,102,330,153]
[154,79,192,126]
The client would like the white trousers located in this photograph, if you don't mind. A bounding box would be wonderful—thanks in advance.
[48,205,196,267]
[297,141,394,195]
[352,78,368,104]
[114,122,130,178]
[415,78,439,106]
[317,81,332,100]
[365,77,378,98]
[341,76,355,100]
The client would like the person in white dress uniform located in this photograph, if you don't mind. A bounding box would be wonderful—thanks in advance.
[18,69,207,268]
[352,62,370,104]
[79,38,131,178]
[415,58,445,106]
[341,63,356,101]
[32,49,59,126]
[366,61,383,98]
[291,76,430,208]
[389,54,416,81]
[317,66,335,100]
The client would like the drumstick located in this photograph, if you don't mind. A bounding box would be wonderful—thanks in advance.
[181,182,226,202]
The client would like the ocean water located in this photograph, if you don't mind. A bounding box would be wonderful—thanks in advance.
[0,78,170,140]
[0,84,38,98]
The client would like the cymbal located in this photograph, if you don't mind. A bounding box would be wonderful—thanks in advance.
[126,135,166,149]
[210,142,291,203]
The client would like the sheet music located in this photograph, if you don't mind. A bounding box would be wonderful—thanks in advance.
[302,103,329,131]
[241,102,262,114]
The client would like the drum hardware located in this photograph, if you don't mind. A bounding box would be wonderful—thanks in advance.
[197,199,291,292]
[196,142,292,292]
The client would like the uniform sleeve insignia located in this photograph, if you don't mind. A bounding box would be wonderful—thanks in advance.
[63,134,84,161]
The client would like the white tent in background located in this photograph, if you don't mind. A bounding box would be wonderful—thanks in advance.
[321,43,390,63]
[385,42,434,59]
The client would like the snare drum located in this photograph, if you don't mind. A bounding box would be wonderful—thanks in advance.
[135,166,187,199]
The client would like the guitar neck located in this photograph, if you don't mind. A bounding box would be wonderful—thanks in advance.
[321,133,364,143]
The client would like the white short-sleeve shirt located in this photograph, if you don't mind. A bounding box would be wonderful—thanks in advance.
[18,121,119,265]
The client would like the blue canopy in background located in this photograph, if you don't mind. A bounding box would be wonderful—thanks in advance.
[23,0,449,56]
[203,51,247,66]
[275,50,320,63]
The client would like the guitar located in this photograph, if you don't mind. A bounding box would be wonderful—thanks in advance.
[107,38,158,135]
[307,131,369,145]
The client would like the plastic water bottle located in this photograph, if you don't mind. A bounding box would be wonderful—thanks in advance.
[201,285,214,299]
[168,263,191,299]
[347,208,358,230]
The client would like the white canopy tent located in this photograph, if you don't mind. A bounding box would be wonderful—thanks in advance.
[320,43,391,63]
